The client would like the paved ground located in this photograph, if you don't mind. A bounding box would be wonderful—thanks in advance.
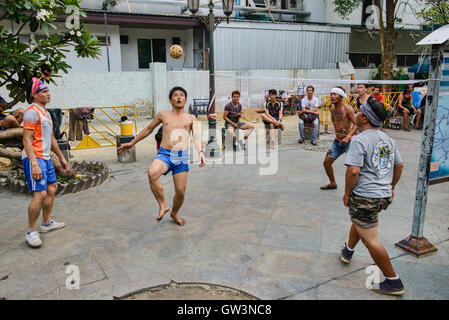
[0,116,448,300]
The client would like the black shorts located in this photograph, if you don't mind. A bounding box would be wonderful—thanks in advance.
[263,120,280,129]
[398,107,415,115]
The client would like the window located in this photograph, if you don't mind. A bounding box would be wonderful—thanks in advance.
[137,38,167,68]
[96,36,111,46]
[152,39,166,63]
[396,55,419,67]
[138,38,152,69]
[349,53,381,68]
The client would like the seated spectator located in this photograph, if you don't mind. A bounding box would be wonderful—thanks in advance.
[371,85,385,103]
[355,83,370,111]
[410,84,423,109]
[298,85,319,146]
[398,85,422,131]
[0,96,25,130]
[261,89,284,148]
[223,90,254,151]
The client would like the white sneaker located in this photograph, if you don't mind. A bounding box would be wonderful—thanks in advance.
[39,220,66,234]
[240,138,246,150]
[26,231,42,247]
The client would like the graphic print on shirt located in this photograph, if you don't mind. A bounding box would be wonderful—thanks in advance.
[372,141,394,175]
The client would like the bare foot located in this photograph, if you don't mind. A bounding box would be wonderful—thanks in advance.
[156,206,170,223]
[170,212,186,226]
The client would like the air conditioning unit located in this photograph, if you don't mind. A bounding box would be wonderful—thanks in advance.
[285,0,302,10]
[252,0,282,9]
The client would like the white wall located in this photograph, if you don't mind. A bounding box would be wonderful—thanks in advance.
[66,24,122,72]
[0,72,153,111]
[167,71,210,112]
[120,27,195,71]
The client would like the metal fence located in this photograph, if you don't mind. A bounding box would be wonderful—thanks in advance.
[319,92,404,127]
[60,106,138,150]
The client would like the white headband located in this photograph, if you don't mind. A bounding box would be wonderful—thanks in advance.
[330,88,347,99]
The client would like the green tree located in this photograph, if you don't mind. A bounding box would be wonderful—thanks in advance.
[0,0,101,109]
[334,0,409,82]
[418,0,449,27]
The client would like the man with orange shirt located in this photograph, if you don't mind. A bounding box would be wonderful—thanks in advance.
[22,78,68,248]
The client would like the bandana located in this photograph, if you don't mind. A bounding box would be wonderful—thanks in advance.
[30,77,48,97]
[360,101,382,127]
[330,88,347,100]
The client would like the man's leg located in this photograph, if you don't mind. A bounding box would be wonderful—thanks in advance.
[403,109,410,130]
[171,171,188,226]
[39,183,66,233]
[321,154,337,188]
[1,115,21,129]
[312,118,319,142]
[239,123,254,140]
[148,159,170,222]
[415,109,422,129]
[28,191,47,231]
[298,118,305,142]
[227,126,236,144]
[355,224,396,278]
[348,223,361,249]
[12,108,24,125]
[270,123,276,148]
[42,183,58,223]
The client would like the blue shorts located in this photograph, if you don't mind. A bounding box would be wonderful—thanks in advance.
[225,122,246,129]
[155,147,189,176]
[328,139,351,160]
[22,157,57,192]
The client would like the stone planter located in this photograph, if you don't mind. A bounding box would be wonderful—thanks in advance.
[0,161,109,196]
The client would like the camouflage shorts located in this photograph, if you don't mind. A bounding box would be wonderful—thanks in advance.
[349,192,393,228]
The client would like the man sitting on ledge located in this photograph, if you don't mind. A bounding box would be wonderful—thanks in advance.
[0,96,25,131]
[261,89,284,148]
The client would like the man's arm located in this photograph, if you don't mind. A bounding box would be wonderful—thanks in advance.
[342,105,358,143]
[398,94,406,111]
[223,110,237,128]
[117,112,162,153]
[23,129,42,181]
[191,115,205,167]
[279,102,283,121]
[392,162,404,192]
[343,165,360,207]
[312,99,320,115]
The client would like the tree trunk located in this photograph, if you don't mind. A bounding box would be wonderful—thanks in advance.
[375,0,398,91]
[0,128,23,140]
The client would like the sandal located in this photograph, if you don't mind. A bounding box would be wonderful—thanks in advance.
[320,184,337,190]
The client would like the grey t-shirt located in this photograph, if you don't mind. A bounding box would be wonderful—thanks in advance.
[345,129,402,198]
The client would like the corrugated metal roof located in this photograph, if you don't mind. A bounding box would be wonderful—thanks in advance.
[214,24,349,70]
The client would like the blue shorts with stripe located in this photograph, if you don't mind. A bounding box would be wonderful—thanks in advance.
[22,157,57,192]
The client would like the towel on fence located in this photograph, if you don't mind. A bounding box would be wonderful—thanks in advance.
[76,107,95,135]
[47,108,62,140]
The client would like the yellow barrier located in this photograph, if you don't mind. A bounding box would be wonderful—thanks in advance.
[319,92,403,127]
[60,106,138,150]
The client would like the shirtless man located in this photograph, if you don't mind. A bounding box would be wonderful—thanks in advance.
[118,87,206,226]
[0,96,25,130]
[398,84,422,131]
[321,87,358,190]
